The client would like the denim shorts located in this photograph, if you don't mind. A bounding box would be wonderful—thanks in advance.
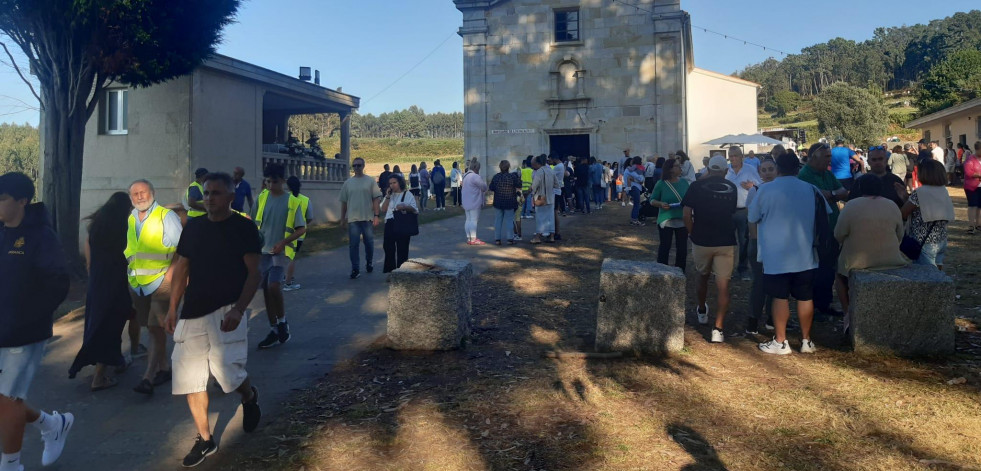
[0,340,46,400]
[916,239,947,267]
[259,253,288,289]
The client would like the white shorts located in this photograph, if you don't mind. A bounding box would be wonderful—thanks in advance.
[171,306,249,395]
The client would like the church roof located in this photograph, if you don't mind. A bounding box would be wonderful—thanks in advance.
[453,0,510,10]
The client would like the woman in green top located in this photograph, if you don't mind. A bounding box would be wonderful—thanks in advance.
[649,159,690,271]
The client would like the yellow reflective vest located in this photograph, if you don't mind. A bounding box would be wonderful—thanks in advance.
[185,181,205,218]
[296,193,310,241]
[255,191,302,260]
[124,205,177,289]
[520,167,533,191]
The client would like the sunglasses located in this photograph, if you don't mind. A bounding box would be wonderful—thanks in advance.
[352,163,364,168]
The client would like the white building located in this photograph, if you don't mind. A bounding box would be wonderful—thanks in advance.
[906,97,981,149]
[453,0,759,171]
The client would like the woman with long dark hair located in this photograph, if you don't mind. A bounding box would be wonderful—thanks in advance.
[69,192,132,390]
[381,174,418,272]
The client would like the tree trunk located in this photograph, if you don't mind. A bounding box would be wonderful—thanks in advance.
[40,82,94,276]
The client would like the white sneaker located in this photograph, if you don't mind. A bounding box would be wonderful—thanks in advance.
[696,303,709,325]
[512,235,522,241]
[764,323,775,332]
[621,202,626,207]
[710,329,724,343]
[758,338,792,355]
[41,411,74,466]
[800,339,817,354]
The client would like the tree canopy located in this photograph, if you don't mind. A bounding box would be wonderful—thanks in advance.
[0,0,239,268]
[814,83,889,147]
[289,107,464,142]
[915,49,981,115]
[738,10,981,112]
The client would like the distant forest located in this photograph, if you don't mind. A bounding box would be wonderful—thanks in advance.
[288,106,463,142]
[0,123,39,180]
[738,10,981,113]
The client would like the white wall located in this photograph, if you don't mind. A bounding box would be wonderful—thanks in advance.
[686,68,758,169]
[80,76,192,246]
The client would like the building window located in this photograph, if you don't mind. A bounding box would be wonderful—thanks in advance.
[105,89,128,135]
[977,116,981,138]
[944,123,951,141]
[923,130,931,143]
[555,9,580,43]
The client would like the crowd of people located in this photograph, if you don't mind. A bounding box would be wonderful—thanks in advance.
[0,136,972,469]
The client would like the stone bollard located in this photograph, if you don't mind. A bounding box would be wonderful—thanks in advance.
[849,265,955,356]
[387,258,473,350]
[595,259,685,355]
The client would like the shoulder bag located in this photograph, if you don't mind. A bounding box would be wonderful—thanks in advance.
[392,192,419,237]
[900,220,936,261]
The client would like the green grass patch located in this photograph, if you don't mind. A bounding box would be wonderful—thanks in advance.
[298,205,467,256]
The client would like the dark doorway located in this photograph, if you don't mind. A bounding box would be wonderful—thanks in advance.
[549,134,590,160]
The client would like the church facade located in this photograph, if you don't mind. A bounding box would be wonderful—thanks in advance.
[453,0,759,170]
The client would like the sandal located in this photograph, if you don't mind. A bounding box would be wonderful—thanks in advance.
[133,378,154,395]
[91,376,119,392]
[152,369,172,386]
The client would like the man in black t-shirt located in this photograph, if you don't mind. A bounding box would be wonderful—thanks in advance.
[848,147,907,208]
[682,155,738,344]
[165,172,263,468]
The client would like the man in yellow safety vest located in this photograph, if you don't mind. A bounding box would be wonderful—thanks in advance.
[251,163,306,349]
[283,176,311,292]
[184,168,208,218]
[126,179,183,395]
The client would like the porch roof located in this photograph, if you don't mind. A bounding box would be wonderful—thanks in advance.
[201,54,360,114]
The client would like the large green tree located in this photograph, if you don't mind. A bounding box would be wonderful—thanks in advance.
[915,49,981,115]
[0,0,239,269]
[814,83,889,147]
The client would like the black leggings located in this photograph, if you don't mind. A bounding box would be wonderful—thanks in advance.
[383,221,411,273]
[657,224,688,272]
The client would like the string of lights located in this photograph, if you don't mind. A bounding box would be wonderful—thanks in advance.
[610,0,792,57]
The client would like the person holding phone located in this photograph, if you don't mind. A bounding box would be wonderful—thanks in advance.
[164,172,262,467]
[649,158,690,271]
[380,174,418,272]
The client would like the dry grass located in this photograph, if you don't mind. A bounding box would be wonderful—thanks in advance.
[233,190,981,471]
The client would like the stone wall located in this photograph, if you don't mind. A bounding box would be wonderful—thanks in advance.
[457,0,689,176]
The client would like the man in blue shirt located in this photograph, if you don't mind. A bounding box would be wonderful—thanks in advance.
[749,153,829,355]
[831,139,856,190]
[232,167,254,213]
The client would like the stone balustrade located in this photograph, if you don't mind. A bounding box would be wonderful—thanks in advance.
[261,152,348,183]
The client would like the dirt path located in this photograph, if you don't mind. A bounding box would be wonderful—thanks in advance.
[232,200,981,471]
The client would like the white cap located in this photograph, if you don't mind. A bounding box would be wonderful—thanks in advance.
[708,155,728,171]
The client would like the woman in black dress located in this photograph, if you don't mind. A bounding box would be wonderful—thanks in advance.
[69,192,132,391]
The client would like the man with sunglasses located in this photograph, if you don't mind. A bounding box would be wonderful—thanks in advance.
[799,143,849,318]
[848,146,908,208]
[340,157,382,279]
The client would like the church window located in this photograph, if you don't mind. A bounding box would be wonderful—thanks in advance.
[555,9,580,43]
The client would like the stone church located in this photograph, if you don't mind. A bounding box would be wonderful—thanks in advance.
[453,0,759,171]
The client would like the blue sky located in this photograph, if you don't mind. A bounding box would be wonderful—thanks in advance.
[1,0,979,125]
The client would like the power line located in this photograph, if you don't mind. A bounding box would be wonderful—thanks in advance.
[362,31,458,105]
[611,0,791,56]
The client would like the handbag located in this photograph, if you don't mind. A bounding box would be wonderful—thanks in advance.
[392,192,419,237]
[900,221,936,261]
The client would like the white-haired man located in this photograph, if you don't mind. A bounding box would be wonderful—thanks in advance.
[127,179,183,395]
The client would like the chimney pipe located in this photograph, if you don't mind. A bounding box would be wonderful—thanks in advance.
[314,70,320,85]
[299,67,312,81]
